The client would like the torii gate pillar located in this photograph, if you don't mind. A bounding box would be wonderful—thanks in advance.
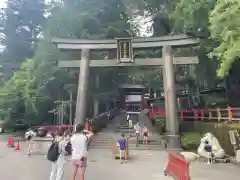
[75,49,90,125]
[163,46,181,150]
[93,75,100,116]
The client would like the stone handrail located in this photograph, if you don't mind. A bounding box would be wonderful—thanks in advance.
[90,108,118,133]
[32,108,119,137]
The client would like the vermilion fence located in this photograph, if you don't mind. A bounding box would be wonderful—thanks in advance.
[148,106,240,122]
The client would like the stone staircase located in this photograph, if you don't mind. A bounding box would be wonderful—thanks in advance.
[89,113,165,150]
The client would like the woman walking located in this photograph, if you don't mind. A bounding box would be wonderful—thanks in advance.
[64,129,71,142]
[134,122,141,147]
[49,128,67,180]
[142,124,149,146]
[70,124,93,180]
[64,129,72,159]
[25,126,37,156]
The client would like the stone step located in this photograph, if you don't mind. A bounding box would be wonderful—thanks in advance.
[91,140,116,144]
[114,130,134,133]
[92,135,122,139]
[92,136,164,141]
[92,139,163,145]
[119,122,138,125]
[115,127,133,129]
[117,127,132,129]
[89,144,164,150]
[91,142,163,147]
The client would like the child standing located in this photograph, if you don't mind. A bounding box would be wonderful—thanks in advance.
[204,140,213,164]
[119,134,127,164]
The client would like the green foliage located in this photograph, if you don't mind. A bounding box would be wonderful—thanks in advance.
[45,0,133,104]
[0,0,46,78]
[2,0,240,125]
[0,39,71,124]
[171,0,240,79]
[171,0,220,88]
[209,0,240,77]
[181,132,201,150]
[0,0,134,124]
[172,0,216,33]
[0,59,33,122]
[152,116,166,135]
[153,115,240,154]
[127,67,163,89]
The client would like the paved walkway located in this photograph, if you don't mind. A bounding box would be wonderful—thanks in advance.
[0,140,171,180]
[0,141,239,180]
[0,114,239,180]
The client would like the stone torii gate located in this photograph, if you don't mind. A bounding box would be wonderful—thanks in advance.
[52,35,199,149]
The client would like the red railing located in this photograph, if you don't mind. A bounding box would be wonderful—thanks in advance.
[148,106,240,123]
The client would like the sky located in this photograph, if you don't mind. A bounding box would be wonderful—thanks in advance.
[0,0,152,39]
[0,0,7,8]
[0,0,151,53]
[0,0,6,52]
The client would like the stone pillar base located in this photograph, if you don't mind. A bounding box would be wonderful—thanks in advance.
[165,134,182,151]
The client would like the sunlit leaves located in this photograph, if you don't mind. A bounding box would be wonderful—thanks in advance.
[209,0,240,77]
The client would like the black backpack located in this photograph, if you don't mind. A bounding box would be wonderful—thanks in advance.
[27,135,32,141]
[65,141,72,156]
[47,141,60,162]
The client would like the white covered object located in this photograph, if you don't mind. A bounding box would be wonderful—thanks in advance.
[197,133,225,159]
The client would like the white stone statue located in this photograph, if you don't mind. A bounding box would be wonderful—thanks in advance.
[197,133,225,159]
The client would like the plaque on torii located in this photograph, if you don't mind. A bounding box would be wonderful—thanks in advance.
[51,34,200,150]
[116,38,133,63]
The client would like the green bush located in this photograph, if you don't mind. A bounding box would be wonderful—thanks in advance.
[153,115,240,155]
[181,132,201,150]
[180,121,240,155]
[152,116,166,135]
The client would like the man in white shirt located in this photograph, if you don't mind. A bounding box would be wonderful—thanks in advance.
[134,122,141,146]
[25,127,37,156]
[128,118,133,129]
[70,124,93,180]
[126,114,130,121]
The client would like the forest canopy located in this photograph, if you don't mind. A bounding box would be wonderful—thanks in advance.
[0,0,239,124]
